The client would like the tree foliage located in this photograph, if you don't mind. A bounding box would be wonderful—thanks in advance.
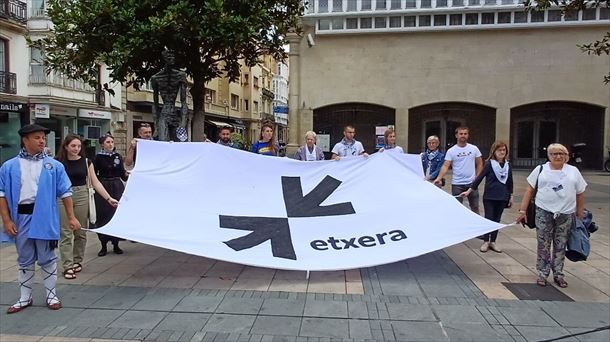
[523,0,609,83]
[31,0,304,110]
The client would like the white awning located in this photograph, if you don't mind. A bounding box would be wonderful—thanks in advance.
[206,120,233,128]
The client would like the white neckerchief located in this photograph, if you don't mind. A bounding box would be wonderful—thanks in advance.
[491,160,509,184]
[305,145,317,161]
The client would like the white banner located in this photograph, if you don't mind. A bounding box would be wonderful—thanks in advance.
[95,140,505,271]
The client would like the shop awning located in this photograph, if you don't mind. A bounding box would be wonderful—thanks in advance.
[206,120,233,128]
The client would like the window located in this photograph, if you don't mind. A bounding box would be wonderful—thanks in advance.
[421,0,432,8]
[468,0,480,5]
[253,101,259,112]
[437,0,448,7]
[582,8,596,20]
[376,0,386,10]
[498,11,511,23]
[244,99,249,111]
[347,0,357,11]
[419,15,431,26]
[374,17,386,28]
[31,0,45,17]
[450,14,463,25]
[601,8,610,20]
[564,10,578,21]
[531,11,544,22]
[453,0,464,6]
[230,94,239,110]
[404,16,416,27]
[319,0,329,12]
[346,18,358,28]
[465,13,479,24]
[253,76,259,88]
[333,0,343,12]
[434,15,447,26]
[391,0,401,9]
[405,0,416,8]
[0,39,6,72]
[332,18,344,29]
[319,19,331,30]
[389,16,402,27]
[547,10,561,21]
[30,47,45,83]
[501,0,513,4]
[484,0,496,4]
[513,11,527,23]
[361,0,372,10]
[482,12,495,24]
[205,88,216,103]
[360,17,373,28]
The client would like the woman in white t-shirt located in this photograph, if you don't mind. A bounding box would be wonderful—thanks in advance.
[378,129,404,154]
[516,143,587,288]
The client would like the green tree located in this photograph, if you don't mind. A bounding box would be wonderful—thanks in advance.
[523,0,609,83]
[32,0,304,138]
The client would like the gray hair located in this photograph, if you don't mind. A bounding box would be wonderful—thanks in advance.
[426,135,440,143]
[305,131,317,140]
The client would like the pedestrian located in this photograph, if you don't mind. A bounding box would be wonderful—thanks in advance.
[124,122,153,167]
[331,125,368,160]
[252,121,278,156]
[516,143,586,288]
[421,135,445,186]
[0,124,81,313]
[434,126,483,213]
[217,126,238,148]
[55,134,118,279]
[294,131,324,161]
[93,133,128,256]
[378,129,404,153]
[459,141,513,253]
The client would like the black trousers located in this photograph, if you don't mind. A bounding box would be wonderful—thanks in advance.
[481,199,506,242]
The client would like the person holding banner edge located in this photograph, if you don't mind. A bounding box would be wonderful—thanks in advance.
[0,124,81,313]
[516,143,586,288]
[295,131,325,161]
[378,128,404,154]
[459,141,513,253]
[55,134,118,279]
[434,126,483,214]
[331,125,368,160]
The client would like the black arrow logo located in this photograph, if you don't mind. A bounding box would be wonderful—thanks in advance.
[220,175,355,260]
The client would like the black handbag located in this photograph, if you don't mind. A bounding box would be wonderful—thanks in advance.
[524,165,543,229]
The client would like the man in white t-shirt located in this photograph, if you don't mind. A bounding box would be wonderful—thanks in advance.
[331,125,368,160]
[434,127,483,213]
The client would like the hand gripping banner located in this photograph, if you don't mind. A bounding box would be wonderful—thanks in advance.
[94,140,505,271]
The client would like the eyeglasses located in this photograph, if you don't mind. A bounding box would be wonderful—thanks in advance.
[549,152,567,157]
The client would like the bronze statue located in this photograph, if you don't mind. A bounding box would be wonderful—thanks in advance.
[151,50,188,141]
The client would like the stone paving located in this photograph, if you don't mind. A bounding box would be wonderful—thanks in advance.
[0,171,608,341]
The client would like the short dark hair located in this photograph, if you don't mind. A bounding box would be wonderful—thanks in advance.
[455,126,469,134]
[219,126,232,133]
[344,125,355,132]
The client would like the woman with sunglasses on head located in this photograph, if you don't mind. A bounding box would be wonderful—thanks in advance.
[55,134,118,279]
[516,143,587,288]
[93,133,129,256]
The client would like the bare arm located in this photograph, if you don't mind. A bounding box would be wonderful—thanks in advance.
[516,185,535,223]
[331,153,340,161]
[475,156,484,176]
[0,197,16,236]
[61,197,81,231]
[124,141,136,167]
[576,192,585,219]
[434,160,451,185]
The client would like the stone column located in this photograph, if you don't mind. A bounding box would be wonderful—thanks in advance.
[286,32,302,155]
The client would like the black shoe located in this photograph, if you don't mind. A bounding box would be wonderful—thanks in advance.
[98,248,107,257]
[113,246,123,254]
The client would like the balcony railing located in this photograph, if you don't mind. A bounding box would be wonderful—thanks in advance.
[29,72,95,92]
[0,0,27,24]
[0,71,17,94]
[0,70,17,94]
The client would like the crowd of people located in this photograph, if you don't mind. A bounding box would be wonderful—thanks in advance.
[0,122,587,314]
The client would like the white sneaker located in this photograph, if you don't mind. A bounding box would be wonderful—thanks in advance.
[489,242,502,253]
[480,242,489,253]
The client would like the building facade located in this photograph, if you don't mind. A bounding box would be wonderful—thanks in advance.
[288,0,610,168]
[273,61,290,144]
[0,0,125,162]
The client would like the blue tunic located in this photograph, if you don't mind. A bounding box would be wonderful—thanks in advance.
[0,156,72,240]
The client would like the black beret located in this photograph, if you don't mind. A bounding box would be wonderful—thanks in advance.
[18,124,51,137]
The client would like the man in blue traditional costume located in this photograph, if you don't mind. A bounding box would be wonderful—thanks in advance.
[0,124,81,314]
